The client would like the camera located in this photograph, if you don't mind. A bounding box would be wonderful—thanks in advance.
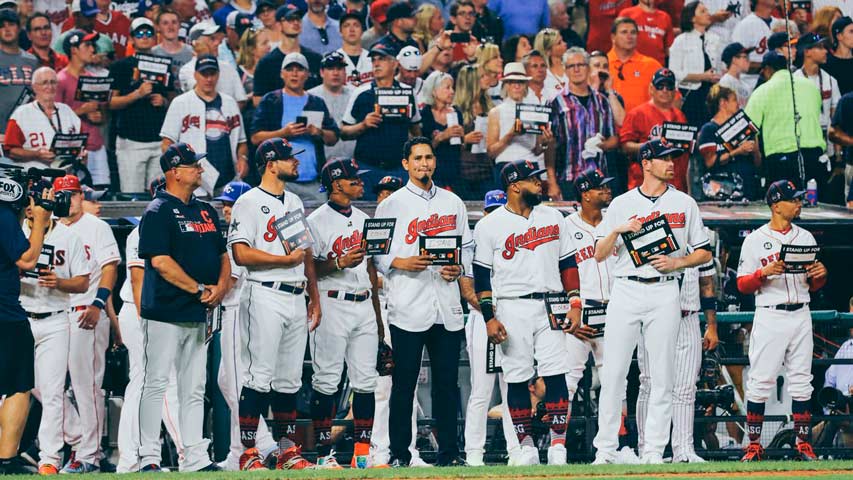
[818,387,852,413]
[696,384,735,411]
[0,165,71,217]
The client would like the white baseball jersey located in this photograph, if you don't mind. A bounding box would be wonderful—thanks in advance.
[178,58,249,102]
[679,260,715,312]
[227,187,306,283]
[307,203,372,292]
[703,0,750,43]
[3,101,81,170]
[595,186,710,278]
[794,68,841,130]
[473,205,576,297]
[65,213,121,307]
[337,47,373,87]
[119,226,143,304]
[20,221,90,313]
[222,247,246,308]
[731,13,772,89]
[373,181,473,332]
[564,211,614,302]
[736,223,816,306]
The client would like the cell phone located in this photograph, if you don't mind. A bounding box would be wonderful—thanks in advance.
[598,71,609,82]
[726,2,739,13]
[450,32,469,43]
[295,115,307,125]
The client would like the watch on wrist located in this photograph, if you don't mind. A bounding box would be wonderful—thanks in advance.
[197,283,206,296]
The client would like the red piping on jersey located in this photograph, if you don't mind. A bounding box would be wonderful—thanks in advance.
[737,269,764,295]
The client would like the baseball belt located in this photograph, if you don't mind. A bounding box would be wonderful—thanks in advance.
[257,281,306,295]
[763,303,807,312]
[625,275,678,284]
[27,310,65,320]
[326,290,370,302]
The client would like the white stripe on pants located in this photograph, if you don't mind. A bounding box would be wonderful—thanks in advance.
[115,137,164,193]
[138,320,210,471]
[67,309,109,464]
[29,313,71,468]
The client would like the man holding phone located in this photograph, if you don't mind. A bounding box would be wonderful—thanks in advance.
[449,1,478,62]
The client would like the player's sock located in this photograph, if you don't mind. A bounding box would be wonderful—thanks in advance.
[270,392,298,450]
[746,401,765,444]
[238,387,268,449]
[310,390,336,457]
[543,375,569,446]
[618,411,630,448]
[792,400,812,444]
[352,392,375,447]
[507,382,534,448]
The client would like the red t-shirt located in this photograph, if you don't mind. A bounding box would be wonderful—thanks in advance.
[619,101,689,192]
[56,68,105,151]
[61,11,131,59]
[587,0,632,53]
[656,0,683,34]
[618,6,673,65]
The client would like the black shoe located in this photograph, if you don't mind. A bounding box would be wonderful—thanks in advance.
[0,457,37,475]
[99,457,117,473]
[139,464,162,473]
[19,445,39,468]
[198,463,222,472]
[436,456,467,467]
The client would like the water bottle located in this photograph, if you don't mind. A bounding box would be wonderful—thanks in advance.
[806,178,818,206]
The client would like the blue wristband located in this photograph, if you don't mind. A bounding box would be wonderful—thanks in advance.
[700,296,716,312]
[92,287,111,310]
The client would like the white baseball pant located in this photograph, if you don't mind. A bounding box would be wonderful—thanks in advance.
[29,313,72,468]
[216,305,277,465]
[637,312,702,458]
[497,298,570,383]
[87,146,110,186]
[116,303,185,473]
[115,137,164,194]
[240,283,307,394]
[564,334,604,396]
[138,320,210,472]
[746,307,814,403]
[67,308,109,464]
[593,278,680,459]
[463,310,519,458]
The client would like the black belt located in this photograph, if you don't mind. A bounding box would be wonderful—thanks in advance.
[27,310,64,320]
[625,276,677,284]
[682,310,698,317]
[259,281,306,295]
[764,303,807,312]
[518,292,547,300]
[327,290,370,302]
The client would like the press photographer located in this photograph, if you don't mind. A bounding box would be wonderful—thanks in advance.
[812,329,853,448]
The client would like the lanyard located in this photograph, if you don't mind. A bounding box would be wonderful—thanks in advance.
[35,101,62,133]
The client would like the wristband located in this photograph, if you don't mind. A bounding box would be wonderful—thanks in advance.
[479,297,495,322]
[92,287,111,310]
[570,297,582,309]
[700,296,716,311]
[334,257,342,270]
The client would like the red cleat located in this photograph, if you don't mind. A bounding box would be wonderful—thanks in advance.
[796,442,818,461]
[741,443,765,462]
[239,447,267,471]
[276,446,315,470]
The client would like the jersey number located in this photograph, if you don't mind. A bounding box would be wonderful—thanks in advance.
[28,132,48,149]
[755,37,767,55]
[84,245,92,261]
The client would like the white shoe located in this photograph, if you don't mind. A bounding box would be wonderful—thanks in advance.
[546,444,566,465]
[409,457,432,467]
[683,452,707,463]
[616,446,641,465]
[641,452,664,464]
[508,450,525,466]
[522,445,540,466]
[217,457,238,471]
[592,452,615,465]
[465,451,484,467]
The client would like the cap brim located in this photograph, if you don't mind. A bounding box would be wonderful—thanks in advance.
[282,61,308,69]
[373,184,399,193]
[518,168,547,182]
[196,65,219,73]
[85,190,106,201]
[792,190,806,199]
[484,203,504,211]
[658,147,685,158]
[213,195,237,202]
[291,147,305,157]
[194,152,208,161]
[600,176,615,185]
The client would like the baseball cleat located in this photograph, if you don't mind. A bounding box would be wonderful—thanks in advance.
[409,457,432,467]
[616,446,641,464]
[591,453,616,465]
[465,451,484,467]
[741,443,764,462]
[59,459,99,474]
[239,447,267,471]
[547,444,567,465]
[684,452,707,463]
[521,445,540,465]
[276,446,315,470]
[796,442,818,461]
[315,451,344,469]
[641,452,664,464]
[138,464,161,473]
[38,463,59,475]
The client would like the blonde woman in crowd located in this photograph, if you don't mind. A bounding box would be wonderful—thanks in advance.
[455,65,494,198]
[534,28,568,99]
[413,4,444,52]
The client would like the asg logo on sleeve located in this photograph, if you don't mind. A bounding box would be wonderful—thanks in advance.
[261,205,270,214]
[574,232,583,240]
[763,242,772,250]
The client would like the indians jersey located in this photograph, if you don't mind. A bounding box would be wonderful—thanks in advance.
[227,187,307,283]
[736,223,816,306]
[732,13,773,89]
[595,186,710,278]
[679,258,716,312]
[307,203,372,292]
[119,225,142,305]
[4,101,81,169]
[473,205,576,298]
[563,211,614,302]
[95,10,132,59]
[64,213,121,307]
[373,181,473,332]
[20,221,90,313]
[338,48,373,88]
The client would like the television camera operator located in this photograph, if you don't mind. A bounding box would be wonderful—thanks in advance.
[812,325,853,448]
[692,350,739,452]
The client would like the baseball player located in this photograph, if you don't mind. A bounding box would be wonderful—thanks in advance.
[228,138,321,471]
[592,140,711,465]
[463,189,520,467]
[473,160,581,467]
[214,181,279,471]
[737,180,827,462]
[53,175,121,474]
[305,159,383,469]
[19,186,90,475]
[636,260,719,463]
[115,176,185,473]
[731,0,775,90]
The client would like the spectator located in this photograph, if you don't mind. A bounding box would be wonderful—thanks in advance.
[454,64,493,199]
[255,0,282,48]
[697,84,760,199]
[56,29,110,187]
[524,49,549,103]
[619,0,674,65]
[811,6,843,38]
[302,0,343,55]
[620,68,690,192]
[669,1,724,127]
[607,17,663,112]
[361,0,390,48]
[703,0,746,44]
[252,4,322,104]
[412,3,442,52]
[251,52,339,203]
[587,0,630,53]
[4,67,80,168]
[397,45,424,102]
[471,0,503,44]
[767,31,790,59]
[732,0,776,90]
[794,33,841,162]
[546,47,618,200]
[500,33,531,64]
[340,44,422,200]
[109,17,171,193]
[534,28,568,100]
[0,9,38,146]
[338,11,373,87]
[236,27,272,96]
[92,0,131,59]
[745,51,825,192]
[373,1,444,76]
[212,0,257,29]
[589,50,626,128]
[487,0,549,37]
[55,0,116,54]
[218,11,254,68]
[34,0,69,38]
[449,1,479,61]
[11,0,32,52]
[135,0,163,24]
[26,12,67,70]
[421,71,469,191]
[429,37,454,73]
[476,42,503,104]
[719,42,753,106]
[826,16,853,95]
[308,51,355,161]
[549,0,584,49]
[829,90,853,200]
[161,55,249,196]
[151,8,194,92]
[179,22,249,108]
[171,0,212,26]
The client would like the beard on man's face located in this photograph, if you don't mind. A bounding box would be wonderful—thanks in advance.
[522,189,542,207]
[278,170,299,182]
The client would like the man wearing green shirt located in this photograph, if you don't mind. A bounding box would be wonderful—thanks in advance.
[745,51,826,193]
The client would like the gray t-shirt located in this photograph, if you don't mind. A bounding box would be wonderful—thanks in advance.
[308,84,355,160]
[151,44,195,92]
[0,50,39,134]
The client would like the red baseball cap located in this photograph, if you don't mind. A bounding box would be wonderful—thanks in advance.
[53,175,82,192]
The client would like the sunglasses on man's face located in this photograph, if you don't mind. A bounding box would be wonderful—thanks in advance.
[654,83,676,91]
[134,29,155,39]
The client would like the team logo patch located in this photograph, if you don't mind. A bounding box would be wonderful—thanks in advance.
[261,206,270,214]
[574,232,583,240]
[763,242,772,250]
[507,171,518,182]
[502,225,561,260]
[265,150,276,160]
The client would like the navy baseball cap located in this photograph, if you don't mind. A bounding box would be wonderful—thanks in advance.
[373,175,403,193]
[767,32,789,51]
[386,2,414,23]
[148,175,166,196]
[500,159,545,188]
[638,139,684,162]
[63,29,99,55]
[79,0,100,17]
[229,12,254,37]
[721,42,753,66]
[832,16,853,47]
[137,0,163,15]
[0,8,18,23]
[160,143,207,173]
[255,138,304,168]
[321,51,347,69]
[195,54,219,73]
[574,168,614,193]
[320,158,366,188]
[276,4,304,21]
[214,181,252,203]
[765,179,805,205]
[339,11,365,29]
[761,51,787,70]
[651,68,676,88]
[369,42,397,59]
[797,32,828,50]
[484,189,507,211]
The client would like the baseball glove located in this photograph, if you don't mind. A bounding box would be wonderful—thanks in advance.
[376,341,394,376]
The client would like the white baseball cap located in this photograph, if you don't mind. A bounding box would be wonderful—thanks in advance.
[131,17,155,33]
[188,21,219,42]
[281,52,309,70]
[396,45,422,72]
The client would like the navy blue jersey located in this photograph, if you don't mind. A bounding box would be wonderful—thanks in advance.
[0,205,28,323]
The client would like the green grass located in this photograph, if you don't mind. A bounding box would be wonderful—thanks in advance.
[18,460,853,479]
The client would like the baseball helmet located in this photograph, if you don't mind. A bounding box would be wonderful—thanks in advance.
[214,181,252,203]
[148,175,166,197]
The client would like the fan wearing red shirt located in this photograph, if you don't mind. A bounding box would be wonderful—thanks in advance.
[587,0,632,53]
[618,0,673,65]
[62,0,131,58]
[619,68,689,192]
